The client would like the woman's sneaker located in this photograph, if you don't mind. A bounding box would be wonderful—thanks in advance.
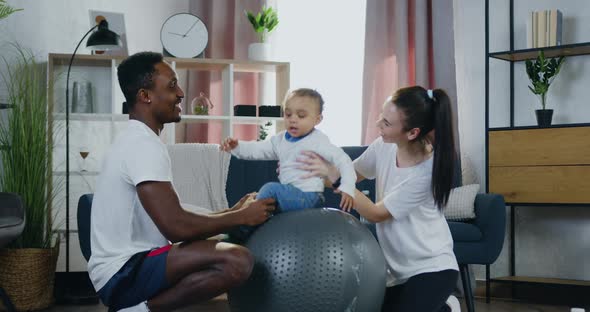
[446,295,461,312]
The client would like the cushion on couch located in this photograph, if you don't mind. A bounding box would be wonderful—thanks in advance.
[444,184,479,221]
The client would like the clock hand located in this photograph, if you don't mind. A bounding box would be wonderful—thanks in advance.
[168,31,186,37]
[183,20,199,37]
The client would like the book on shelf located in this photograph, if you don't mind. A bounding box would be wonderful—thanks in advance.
[527,9,562,49]
[538,10,547,48]
[549,9,562,46]
[526,11,537,49]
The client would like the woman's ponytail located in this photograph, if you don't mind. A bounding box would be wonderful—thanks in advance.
[430,89,456,209]
[392,86,457,210]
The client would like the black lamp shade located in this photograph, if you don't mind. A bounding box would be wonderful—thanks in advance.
[86,20,121,51]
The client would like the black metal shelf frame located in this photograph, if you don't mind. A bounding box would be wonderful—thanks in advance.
[484,0,590,304]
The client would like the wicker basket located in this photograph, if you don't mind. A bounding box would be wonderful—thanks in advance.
[0,244,59,311]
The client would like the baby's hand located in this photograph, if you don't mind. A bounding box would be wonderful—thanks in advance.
[220,137,238,152]
[339,192,354,212]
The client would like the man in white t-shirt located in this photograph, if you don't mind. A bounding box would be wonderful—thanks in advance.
[88,52,276,312]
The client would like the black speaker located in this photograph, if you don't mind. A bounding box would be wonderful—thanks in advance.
[234,105,256,116]
[258,105,282,117]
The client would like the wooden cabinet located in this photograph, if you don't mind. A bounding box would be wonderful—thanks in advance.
[489,126,590,204]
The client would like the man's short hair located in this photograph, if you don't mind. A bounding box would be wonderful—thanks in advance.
[117,52,164,109]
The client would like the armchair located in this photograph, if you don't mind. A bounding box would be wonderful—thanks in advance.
[448,193,506,312]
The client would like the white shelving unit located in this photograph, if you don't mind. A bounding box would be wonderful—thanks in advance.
[47,53,290,271]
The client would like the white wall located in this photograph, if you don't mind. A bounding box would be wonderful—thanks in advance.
[0,0,189,61]
[0,0,190,271]
[0,0,190,109]
[454,0,590,281]
[271,0,366,146]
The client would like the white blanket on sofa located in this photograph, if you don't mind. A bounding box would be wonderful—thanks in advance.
[167,143,230,213]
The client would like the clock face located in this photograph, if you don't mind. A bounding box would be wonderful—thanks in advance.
[160,13,208,58]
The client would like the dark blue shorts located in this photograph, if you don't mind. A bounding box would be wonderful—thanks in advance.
[97,245,171,310]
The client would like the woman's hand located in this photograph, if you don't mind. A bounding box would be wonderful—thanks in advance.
[339,192,354,212]
[297,151,341,184]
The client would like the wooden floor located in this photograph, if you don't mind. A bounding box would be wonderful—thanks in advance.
[44,296,581,312]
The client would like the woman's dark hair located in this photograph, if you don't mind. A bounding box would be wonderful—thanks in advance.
[391,86,456,209]
[117,52,164,109]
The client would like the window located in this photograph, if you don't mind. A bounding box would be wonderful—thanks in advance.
[271,0,367,146]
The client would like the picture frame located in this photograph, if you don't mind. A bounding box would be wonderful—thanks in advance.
[88,10,129,56]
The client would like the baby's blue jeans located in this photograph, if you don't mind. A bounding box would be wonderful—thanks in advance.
[228,182,324,243]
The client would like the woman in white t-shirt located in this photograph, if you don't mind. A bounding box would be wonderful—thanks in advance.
[300,86,460,312]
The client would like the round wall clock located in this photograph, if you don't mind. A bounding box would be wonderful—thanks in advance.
[160,13,208,58]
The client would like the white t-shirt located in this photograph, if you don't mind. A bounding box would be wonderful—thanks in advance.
[88,120,172,291]
[354,137,458,287]
[232,129,356,197]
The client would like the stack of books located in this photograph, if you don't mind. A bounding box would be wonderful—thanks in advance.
[527,9,562,48]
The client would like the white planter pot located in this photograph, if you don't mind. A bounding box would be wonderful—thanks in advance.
[248,43,272,61]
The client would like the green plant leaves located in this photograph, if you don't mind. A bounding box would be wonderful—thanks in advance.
[525,50,565,109]
[0,0,22,20]
[244,6,279,43]
[0,45,57,249]
[246,11,257,28]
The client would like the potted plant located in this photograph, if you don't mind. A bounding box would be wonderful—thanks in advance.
[0,46,60,311]
[525,50,565,127]
[245,5,279,61]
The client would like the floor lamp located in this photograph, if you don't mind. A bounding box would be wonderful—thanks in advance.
[63,18,121,302]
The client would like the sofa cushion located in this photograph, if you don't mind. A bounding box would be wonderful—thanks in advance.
[444,184,479,221]
[448,221,482,242]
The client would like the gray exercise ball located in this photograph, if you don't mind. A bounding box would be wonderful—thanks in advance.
[228,208,386,312]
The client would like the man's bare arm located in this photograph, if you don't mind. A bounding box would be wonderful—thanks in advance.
[137,181,275,243]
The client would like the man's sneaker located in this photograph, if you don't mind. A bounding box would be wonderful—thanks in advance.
[118,301,150,312]
[446,295,461,312]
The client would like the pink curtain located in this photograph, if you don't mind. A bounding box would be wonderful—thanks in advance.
[361,0,458,145]
[184,0,264,143]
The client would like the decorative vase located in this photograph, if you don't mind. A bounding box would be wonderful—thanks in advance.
[535,109,553,127]
[191,92,214,115]
[247,43,275,107]
[248,43,271,61]
[72,81,94,113]
[0,244,59,310]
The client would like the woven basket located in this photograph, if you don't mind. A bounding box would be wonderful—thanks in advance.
[0,244,59,311]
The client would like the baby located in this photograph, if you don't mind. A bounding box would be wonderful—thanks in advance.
[221,88,356,241]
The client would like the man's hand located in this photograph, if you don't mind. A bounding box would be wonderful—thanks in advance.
[234,196,276,226]
[339,192,354,212]
[220,137,238,152]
